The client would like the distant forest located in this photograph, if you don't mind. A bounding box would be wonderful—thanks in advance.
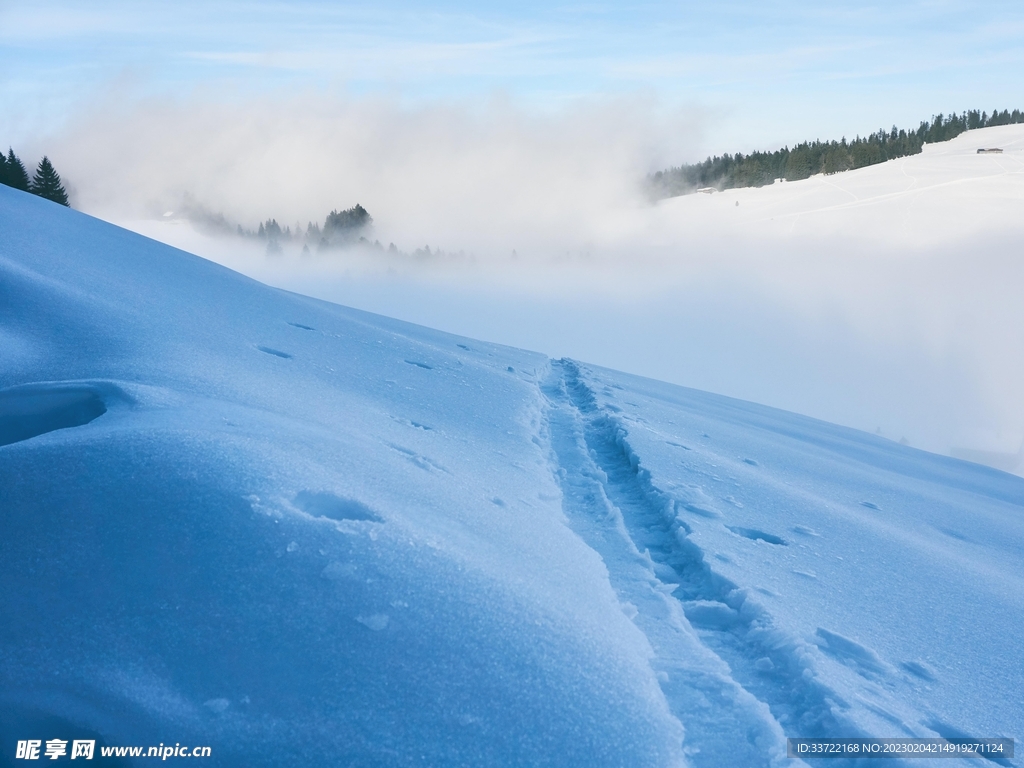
[239,204,376,255]
[243,204,463,260]
[0,148,70,206]
[649,108,1024,199]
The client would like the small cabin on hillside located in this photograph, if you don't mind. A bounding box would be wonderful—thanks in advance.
[977,148,1003,154]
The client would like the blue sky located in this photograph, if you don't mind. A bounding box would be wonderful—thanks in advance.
[3,1,1024,157]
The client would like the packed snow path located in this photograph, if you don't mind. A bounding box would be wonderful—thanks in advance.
[542,359,1022,768]
[542,361,795,768]
[1,186,1022,766]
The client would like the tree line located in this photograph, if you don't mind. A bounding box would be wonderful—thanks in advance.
[239,204,461,260]
[241,204,374,255]
[649,108,1024,199]
[0,148,70,206]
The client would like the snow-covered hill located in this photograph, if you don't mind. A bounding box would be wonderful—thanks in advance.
[653,123,1024,247]
[1,184,1021,766]
[115,124,1024,466]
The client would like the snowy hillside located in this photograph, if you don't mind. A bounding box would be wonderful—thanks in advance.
[651,122,1024,248]
[115,124,1024,467]
[1,184,1022,766]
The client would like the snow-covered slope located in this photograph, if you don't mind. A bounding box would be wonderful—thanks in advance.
[115,125,1024,465]
[1,185,1021,766]
[652,123,1024,248]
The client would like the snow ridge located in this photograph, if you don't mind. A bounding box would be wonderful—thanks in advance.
[541,359,892,767]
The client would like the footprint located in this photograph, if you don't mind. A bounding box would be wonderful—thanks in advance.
[404,360,433,370]
[287,322,315,331]
[900,660,937,681]
[791,525,820,537]
[391,416,433,431]
[815,628,890,678]
[387,443,448,473]
[727,526,787,545]
[0,382,112,447]
[257,345,292,359]
[675,487,723,519]
[294,491,382,522]
[680,502,722,519]
[859,501,881,510]
[742,458,759,466]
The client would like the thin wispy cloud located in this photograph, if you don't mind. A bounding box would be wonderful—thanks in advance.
[5,1,1024,149]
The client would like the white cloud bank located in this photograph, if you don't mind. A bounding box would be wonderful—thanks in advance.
[48,92,700,258]
[39,96,1024,462]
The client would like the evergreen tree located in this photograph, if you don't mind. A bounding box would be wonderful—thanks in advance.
[29,156,69,205]
[322,204,372,247]
[263,218,282,241]
[785,146,815,180]
[3,149,31,192]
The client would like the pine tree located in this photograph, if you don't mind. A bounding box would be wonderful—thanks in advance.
[3,149,31,192]
[29,156,69,206]
[322,204,372,247]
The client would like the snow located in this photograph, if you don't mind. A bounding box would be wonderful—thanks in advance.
[554,360,1024,764]
[114,124,1024,464]
[1,181,1022,766]
[652,123,1024,249]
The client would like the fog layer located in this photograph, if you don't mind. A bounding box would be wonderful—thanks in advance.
[41,97,1024,462]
